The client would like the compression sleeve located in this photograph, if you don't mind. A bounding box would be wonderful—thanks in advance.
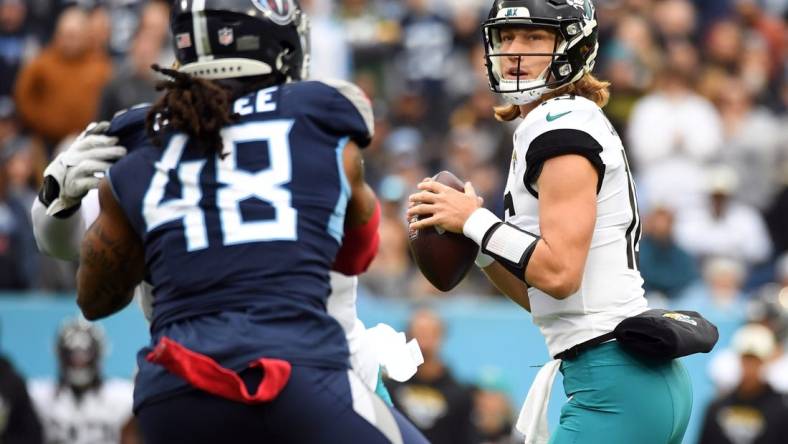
[31,197,86,261]
[332,201,381,275]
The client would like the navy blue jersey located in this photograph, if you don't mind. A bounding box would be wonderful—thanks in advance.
[106,80,373,409]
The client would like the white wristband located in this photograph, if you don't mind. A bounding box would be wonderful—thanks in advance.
[463,208,502,246]
[475,251,495,268]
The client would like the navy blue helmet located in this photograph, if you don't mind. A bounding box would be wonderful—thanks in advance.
[171,0,310,82]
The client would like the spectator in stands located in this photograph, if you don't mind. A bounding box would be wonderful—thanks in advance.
[708,282,788,395]
[96,26,164,121]
[472,369,516,444]
[698,324,788,444]
[13,7,112,149]
[704,19,745,73]
[674,166,772,267]
[303,0,351,80]
[639,205,698,300]
[627,67,723,211]
[0,144,35,290]
[712,74,782,210]
[387,308,476,444]
[675,256,749,345]
[0,0,40,97]
[395,0,454,133]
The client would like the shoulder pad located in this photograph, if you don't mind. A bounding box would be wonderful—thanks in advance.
[284,80,375,148]
[317,79,374,138]
[107,104,151,139]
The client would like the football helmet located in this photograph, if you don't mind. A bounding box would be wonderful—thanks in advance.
[56,318,105,390]
[171,0,310,82]
[482,0,599,104]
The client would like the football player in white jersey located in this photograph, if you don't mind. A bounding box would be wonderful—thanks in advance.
[408,1,692,443]
[27,319,136,444]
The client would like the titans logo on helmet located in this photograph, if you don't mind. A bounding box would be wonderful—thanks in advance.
[252,0,297,25]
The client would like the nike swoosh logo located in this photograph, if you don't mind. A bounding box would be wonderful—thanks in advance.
[546,111,572,122]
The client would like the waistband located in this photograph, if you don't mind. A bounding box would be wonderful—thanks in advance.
[554,331,616,360]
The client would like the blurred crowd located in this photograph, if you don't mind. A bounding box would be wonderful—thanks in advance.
[0,0,786,442]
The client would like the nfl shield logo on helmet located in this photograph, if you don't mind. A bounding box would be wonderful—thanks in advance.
[218,27,234,46]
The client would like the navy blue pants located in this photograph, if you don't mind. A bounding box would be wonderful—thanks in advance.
[137,365,427,444]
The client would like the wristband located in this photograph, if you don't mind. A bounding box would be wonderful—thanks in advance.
[462,208,540,283]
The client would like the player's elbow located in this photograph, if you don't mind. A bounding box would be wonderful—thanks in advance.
[540,271,581,300]
[77,295,102,321]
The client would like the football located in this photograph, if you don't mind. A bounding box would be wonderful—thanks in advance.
[408,171,480,291]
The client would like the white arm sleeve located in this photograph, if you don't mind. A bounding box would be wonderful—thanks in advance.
[31,197,87,261]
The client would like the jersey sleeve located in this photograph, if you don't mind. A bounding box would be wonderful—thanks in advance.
[313,79,375,148]
[522,101,606,197]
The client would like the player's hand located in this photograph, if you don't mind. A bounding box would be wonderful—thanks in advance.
[407,179,483,233]
[42,122,127,216]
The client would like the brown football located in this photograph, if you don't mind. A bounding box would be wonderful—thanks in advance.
[408,171,480,291]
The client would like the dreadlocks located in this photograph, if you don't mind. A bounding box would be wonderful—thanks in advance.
[145,64,238,156]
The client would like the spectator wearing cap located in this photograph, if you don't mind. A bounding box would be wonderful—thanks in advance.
[674,166,772,267]
[13,7,111,148]
[698,324,788,444]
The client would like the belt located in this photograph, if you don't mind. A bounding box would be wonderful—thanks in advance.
[554,332,616,361]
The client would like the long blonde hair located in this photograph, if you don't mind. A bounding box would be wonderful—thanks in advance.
[493,73,611,122]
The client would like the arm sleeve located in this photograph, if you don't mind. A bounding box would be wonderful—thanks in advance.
[523,129,605,197]
[31,196,88,261]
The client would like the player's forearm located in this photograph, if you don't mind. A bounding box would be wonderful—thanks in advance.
[31,198,85,261]
[482,262,530,311]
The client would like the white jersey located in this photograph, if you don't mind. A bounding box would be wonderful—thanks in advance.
[504,95,648,357]
[28,379,133,444]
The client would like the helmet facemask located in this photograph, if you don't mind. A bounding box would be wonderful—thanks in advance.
[482,5,599,105]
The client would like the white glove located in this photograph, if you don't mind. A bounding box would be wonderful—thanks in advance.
[41,122,127,216]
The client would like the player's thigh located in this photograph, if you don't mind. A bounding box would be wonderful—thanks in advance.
[268,366,427,444]
[552,347,692,444]
[136,389,269,444]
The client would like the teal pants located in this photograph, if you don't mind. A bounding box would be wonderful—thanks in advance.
[550,342,692,444]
